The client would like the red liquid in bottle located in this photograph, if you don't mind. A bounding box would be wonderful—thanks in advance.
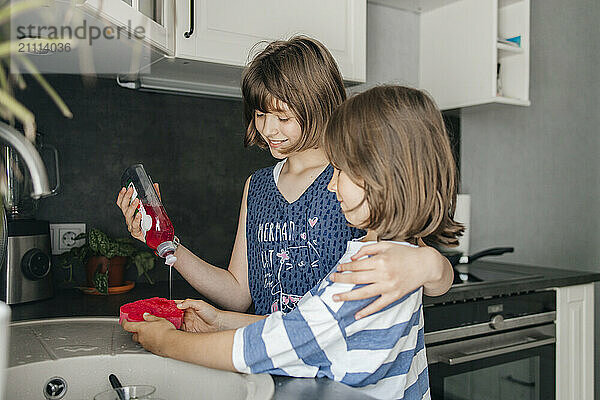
[142,204,174,251]
[122,164,177,267]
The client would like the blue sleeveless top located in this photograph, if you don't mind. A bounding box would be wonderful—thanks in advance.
[246,163,363,315]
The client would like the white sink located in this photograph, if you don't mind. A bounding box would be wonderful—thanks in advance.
[7,317,273,400]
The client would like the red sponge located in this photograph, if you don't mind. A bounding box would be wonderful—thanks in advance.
[119,297,184,329]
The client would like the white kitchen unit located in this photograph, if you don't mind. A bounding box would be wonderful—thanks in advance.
[555,283,595,400]
[81,0,175,54]
[11,1,171,75]
[174,0,366,83]
[127,0,366,97]
[369,0,530,110]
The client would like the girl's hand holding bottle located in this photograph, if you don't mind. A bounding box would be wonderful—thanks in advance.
[116,182,161,243]
[329,239,453,320]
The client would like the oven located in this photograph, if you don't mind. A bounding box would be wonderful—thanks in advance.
[424,290,556,400]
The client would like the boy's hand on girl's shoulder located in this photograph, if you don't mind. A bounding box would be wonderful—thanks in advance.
[328,241,440,320]
[121,313,176,356]
[176,299,223,333]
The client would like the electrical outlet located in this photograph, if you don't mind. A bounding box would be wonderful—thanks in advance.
[50,223,86,255]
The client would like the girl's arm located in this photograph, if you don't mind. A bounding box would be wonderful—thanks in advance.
[177,299,266,333]
[329,240,453,319]
[122,315,237,372]
[117,177,253,312]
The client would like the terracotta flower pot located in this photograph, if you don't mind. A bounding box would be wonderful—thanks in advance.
[86,255,128,287]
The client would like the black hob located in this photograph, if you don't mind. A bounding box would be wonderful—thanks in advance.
[452,264,541,286]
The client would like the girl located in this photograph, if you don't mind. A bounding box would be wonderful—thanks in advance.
[123,85,463,400]
[116,36,453,322]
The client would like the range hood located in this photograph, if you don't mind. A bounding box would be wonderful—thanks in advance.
[117,57,244,99]
[117,55,363,99]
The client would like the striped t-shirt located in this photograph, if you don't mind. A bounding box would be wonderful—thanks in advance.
[232,240,430,400]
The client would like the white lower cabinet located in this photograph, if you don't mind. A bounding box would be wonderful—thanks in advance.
[555,283,595,400]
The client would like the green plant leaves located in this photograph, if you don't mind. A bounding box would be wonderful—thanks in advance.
[56,227,156,292]
[87,228,140,258]
[132,252,155,283]
[93,269,108,295]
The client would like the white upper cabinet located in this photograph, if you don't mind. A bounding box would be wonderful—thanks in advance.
[420,0,530,109]
[11,1,174,75]
[174,0,366,83]
[82,0,175,54]
[370,0,530,110]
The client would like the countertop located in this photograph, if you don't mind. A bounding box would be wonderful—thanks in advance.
[10,260,600,321]
[423,260,600,306]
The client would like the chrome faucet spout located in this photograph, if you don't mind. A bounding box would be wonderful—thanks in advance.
[0,122,50,199]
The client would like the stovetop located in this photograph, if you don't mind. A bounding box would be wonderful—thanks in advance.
[452,264,542,286]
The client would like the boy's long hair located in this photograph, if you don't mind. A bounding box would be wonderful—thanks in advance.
[323,85,464,246]
[242,36,346,155]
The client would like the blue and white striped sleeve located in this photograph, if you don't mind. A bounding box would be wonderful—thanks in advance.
[231,280,356,379]
[231,277,422,381]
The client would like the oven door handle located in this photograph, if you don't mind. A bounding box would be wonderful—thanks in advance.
[439,336,555,365]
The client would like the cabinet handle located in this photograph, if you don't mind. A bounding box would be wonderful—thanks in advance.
[438,336,555,365]
[183,0,194,38]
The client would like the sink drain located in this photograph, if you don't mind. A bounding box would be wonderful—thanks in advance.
[44,377,67,400]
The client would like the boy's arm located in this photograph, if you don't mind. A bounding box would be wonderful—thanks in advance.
[421,246,453,296]
[123,278,419,376]
[122,299,337,376]
[164,330,237,371]
[122,314,237,372]
[328,241,453,319]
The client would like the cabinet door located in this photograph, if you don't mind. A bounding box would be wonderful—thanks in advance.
[82,0,174,53]
[420,0,497,109]
[175,0,366,82]
[418,0,530,109]
[555,283,594,400]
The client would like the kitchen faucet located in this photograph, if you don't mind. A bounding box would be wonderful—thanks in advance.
[0,122,50,198]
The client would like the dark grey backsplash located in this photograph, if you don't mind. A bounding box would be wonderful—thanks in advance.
[13,75,461,287]
[15,75,273,285]
[442,112,461,179]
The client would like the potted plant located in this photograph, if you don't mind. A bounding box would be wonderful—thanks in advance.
[57,228,155,294]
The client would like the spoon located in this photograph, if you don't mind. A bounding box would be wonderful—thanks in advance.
[108,374,126,400]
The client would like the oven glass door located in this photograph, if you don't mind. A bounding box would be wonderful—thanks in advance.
[428,344,555,400]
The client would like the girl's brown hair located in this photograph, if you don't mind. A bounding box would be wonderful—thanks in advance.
[323,85,464,246]
[242,36,346,154]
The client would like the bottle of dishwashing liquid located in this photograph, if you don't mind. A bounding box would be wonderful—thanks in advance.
[121,164,177,266]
